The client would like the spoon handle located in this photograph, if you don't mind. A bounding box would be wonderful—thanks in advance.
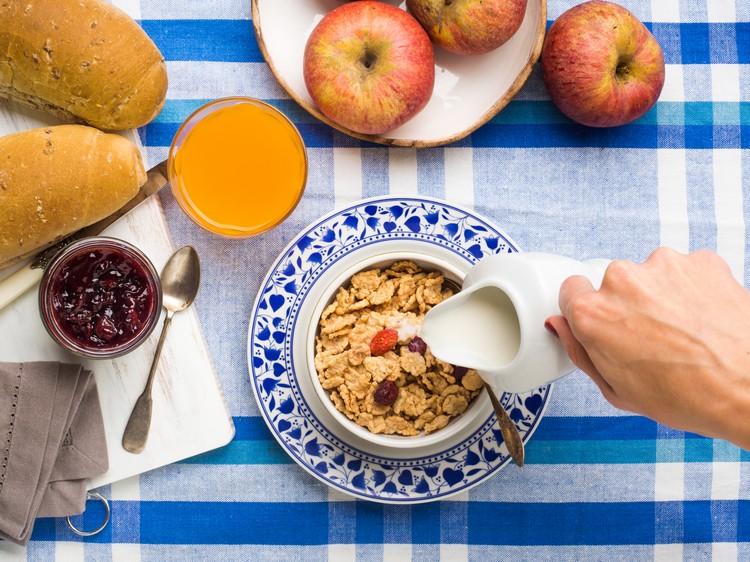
[122,310,174,454]
[485,385,525,467]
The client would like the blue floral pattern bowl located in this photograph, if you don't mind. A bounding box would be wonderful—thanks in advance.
[248,196,551,503]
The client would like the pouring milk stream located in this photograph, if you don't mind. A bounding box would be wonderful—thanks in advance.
[421,253,610,394]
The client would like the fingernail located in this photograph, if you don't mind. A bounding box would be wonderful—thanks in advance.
[544,320,558,338]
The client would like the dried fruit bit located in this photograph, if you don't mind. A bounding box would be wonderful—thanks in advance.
[452,366,468,384]
[407,336,427,355]
[374,380,399,406]
[370,328,398,356]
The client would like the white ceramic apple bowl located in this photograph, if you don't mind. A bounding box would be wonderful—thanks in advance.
[251,0,547,147]
[306,250,491,449]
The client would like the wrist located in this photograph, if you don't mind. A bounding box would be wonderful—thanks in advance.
[719,386,750,451]
[709,359,750,451]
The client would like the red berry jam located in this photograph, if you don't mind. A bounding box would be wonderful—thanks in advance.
[40,238,162,358]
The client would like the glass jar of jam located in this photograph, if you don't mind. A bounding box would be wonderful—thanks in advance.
[39,237,162,359]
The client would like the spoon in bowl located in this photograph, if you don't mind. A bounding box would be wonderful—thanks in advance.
[485,385,525,467]
[122,245,201,454]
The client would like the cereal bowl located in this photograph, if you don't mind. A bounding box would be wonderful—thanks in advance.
[306,251,490,449]
[249,196,551,503]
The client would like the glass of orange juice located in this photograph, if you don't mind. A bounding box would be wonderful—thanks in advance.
[168,97,308,237]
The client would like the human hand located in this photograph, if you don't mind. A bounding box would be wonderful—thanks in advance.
[545,248,750,450]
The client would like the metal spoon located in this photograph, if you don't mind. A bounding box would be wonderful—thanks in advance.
[122,245,201,454]
[442,276,525,466]
[485,385,525,467]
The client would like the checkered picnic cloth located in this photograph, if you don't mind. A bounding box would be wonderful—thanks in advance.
[2,0,748,560]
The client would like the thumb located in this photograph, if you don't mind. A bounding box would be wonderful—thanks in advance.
[558,274,595,320]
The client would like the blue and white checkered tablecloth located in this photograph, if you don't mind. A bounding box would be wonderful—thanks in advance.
[2,0,749,560]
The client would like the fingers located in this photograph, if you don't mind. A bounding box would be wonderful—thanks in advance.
[556,274,597,359]
[558,274,595,319]
[551,274,625,408]
[545,315,616,401]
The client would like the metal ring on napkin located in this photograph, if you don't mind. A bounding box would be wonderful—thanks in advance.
[65,492,110,537]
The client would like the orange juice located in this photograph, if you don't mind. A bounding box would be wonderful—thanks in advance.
[169,98,307,237]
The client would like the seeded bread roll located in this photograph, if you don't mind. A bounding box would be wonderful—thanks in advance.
[0,0,167,130]
[0,125,146,268]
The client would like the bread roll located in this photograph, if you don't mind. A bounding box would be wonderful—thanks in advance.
[0,125,146,267]
[0,0,167,130]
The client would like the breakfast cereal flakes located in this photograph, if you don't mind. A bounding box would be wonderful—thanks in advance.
[314,261,483,436]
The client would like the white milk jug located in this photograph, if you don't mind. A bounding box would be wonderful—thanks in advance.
[421,252,610,394]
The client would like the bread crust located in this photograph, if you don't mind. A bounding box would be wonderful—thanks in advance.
[0,0,167,130]
[0,125,146,267]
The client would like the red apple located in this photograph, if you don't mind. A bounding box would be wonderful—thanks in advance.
[541,0,665,128]
[406,0,528,55]
[303,2,435,135]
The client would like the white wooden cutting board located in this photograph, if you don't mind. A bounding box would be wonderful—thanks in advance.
[0,99,235,489]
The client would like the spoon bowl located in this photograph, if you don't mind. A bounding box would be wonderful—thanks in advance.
[161,247,202,313]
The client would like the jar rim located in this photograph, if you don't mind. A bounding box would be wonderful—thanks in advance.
[39,237,163,359]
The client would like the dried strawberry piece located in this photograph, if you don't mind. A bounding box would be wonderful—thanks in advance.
[370,328,398,356]
[374,380,399,406]
[407,336,427,355]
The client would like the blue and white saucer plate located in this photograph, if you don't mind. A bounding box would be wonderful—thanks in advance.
[248,196,551,503]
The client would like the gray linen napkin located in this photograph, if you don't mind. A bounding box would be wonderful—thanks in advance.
[0,362,108,545]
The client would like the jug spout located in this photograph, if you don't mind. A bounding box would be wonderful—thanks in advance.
[422,252,610,393]
[419,284,522,375]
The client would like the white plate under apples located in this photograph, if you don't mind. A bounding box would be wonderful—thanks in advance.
[251,0,547,147]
